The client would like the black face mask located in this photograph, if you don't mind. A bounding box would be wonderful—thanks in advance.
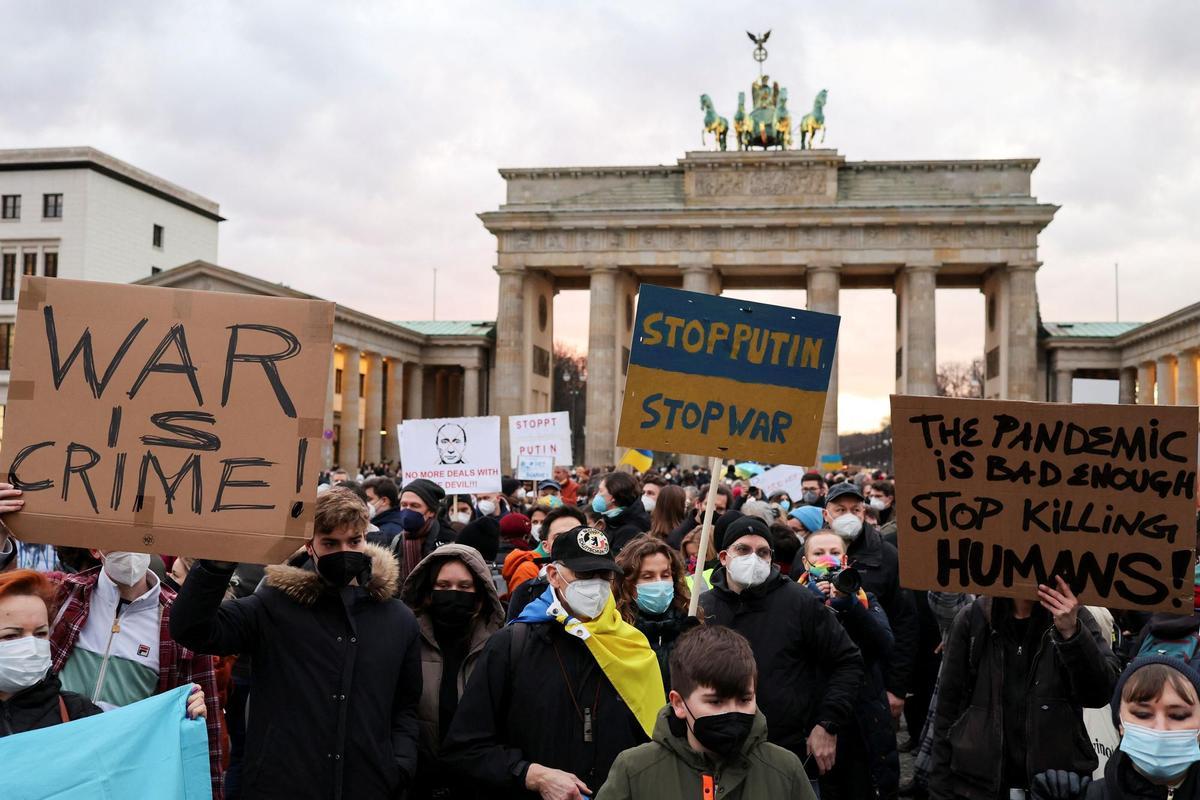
[685,702,755,758]
[429,589,477,628]
[315,550,371,587]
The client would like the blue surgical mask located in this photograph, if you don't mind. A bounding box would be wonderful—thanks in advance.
[1120,720,1200,781]
[591,494,622,518]
[778,499,791,513]
[398,509,426,534]
[635,580,674,615]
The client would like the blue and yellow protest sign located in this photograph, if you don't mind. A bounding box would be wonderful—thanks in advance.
[617,285,839,464]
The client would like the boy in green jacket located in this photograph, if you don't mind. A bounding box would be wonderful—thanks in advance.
[596,625,817,800]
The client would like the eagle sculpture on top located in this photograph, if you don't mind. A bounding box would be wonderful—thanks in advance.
[746,30,771,46]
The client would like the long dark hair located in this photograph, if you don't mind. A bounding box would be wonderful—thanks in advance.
[614,535,695,623]
[649,485,688,539]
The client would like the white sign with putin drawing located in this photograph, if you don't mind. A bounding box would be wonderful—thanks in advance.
[399,416,502,494]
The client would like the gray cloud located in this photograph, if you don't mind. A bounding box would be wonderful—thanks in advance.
[1,0,1196,431]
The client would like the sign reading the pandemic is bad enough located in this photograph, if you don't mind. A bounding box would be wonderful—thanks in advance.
[617,285,839,464]
[892,395,1199,613]
[400,416,502,494]
[0,277,335,563]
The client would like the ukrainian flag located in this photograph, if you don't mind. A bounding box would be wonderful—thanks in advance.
[619,449,654,472]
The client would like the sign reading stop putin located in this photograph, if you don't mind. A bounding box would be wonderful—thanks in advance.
[617,285,840,464]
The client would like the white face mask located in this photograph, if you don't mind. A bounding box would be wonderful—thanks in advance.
[727,553,772,588]
[103,551,152,587]
[477,500,497,517]
[367,502,379,520]
[451,512,472,525]
[516,488,528,501]
[830,513,864,541]
[642,495,657,513]
[0,636,51,694]
[530,523,543,542]
[869,497,887,511]
[562,577,612,621]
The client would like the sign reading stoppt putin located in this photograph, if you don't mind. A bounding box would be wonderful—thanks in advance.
[891,395,1199,613]
[617,285,840,464]
[0,277,335,563]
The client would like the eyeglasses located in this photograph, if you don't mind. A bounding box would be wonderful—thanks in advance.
[729,543,772,560]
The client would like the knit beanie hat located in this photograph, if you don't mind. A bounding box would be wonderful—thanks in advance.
[789,505,825,534]
[1110,655,1200,726]
[719,514,771,553]
[456,516,501,562]
[498,512,531,542]
[401,478,446,512]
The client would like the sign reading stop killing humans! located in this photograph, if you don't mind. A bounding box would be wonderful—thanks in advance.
[0,277,335,563]
[891,395,1199,613]
[617,285,840,464]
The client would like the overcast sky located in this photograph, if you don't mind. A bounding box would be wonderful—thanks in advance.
[4,2,1198,432]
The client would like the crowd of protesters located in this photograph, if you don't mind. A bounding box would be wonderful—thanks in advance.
[0,455,1198,800]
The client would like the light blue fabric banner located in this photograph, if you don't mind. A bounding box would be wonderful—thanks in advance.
[0,683,211,799]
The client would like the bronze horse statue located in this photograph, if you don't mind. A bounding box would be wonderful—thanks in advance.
[799,89,828,150]
[700,93,729,151]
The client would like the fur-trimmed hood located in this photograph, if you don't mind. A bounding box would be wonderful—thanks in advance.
[264,543,399,606]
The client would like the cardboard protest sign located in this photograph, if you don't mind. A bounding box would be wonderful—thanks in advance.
[891,395,1199,613]
[0,277,334,563]
[509,411,572,466]
[750,464,809,500]
[517,455,554,481]
[400,416,502,494]
[617,285,839,464]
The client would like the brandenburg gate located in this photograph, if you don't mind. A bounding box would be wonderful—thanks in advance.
[482,148,1058,466]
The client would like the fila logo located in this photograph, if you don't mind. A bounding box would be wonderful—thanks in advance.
[137,644,151,658]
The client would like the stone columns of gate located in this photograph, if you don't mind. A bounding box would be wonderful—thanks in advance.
[1137,361,1157,405]
[1118,367,1138,405]
[463,366,481,417]
[1005,262,1040,401]
[385,357,404,462]
[363,352,383,463]
[1054,368,1073,404]
[807,265,840,460]
[681,258,719,295]
[585,265,619,467]
[1176,349,1199,407]
[895,263,938,396]
[406,362,424,420]
[323,347,338,468]
[337,352,361,470]
[1156,355,1177,405]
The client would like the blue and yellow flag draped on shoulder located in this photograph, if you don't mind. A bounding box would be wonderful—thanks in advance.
[617,284,840,465]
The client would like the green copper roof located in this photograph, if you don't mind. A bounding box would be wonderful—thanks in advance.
[394,320,496,337]
[1042,321,1143,338]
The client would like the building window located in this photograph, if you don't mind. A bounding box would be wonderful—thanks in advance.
[335,368,343,394]
[0,323,13,370]
[43,194,63,219]
[43,252,58,278]
[151,266,162,275]
[153,224,164,248]
[1,254,14,301]
[358,372,365,398]
[1,195,19,220]
[22,252,36,277]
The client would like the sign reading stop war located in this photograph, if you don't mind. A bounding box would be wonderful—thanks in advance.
[892,395,1199,613]
[0,277,335,563]
[617,285,840,464]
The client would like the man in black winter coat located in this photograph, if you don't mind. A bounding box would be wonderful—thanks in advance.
[170,488,422,800]
[699,516,864,784]
[816,481,918,720]
[441,524,655,799]
[364,476,406,545]
[930,581,1119,800]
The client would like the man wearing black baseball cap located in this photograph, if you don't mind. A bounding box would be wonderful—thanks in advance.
[699,514,863,786]
[443,525,661,800]
[821,480,918,726]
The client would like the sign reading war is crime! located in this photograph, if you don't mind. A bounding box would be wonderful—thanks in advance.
[891,395,1199,613]
[0,277,335,563]
[617,285,839,464]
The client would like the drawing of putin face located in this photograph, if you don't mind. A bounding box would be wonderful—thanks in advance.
[436,423,467,464]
